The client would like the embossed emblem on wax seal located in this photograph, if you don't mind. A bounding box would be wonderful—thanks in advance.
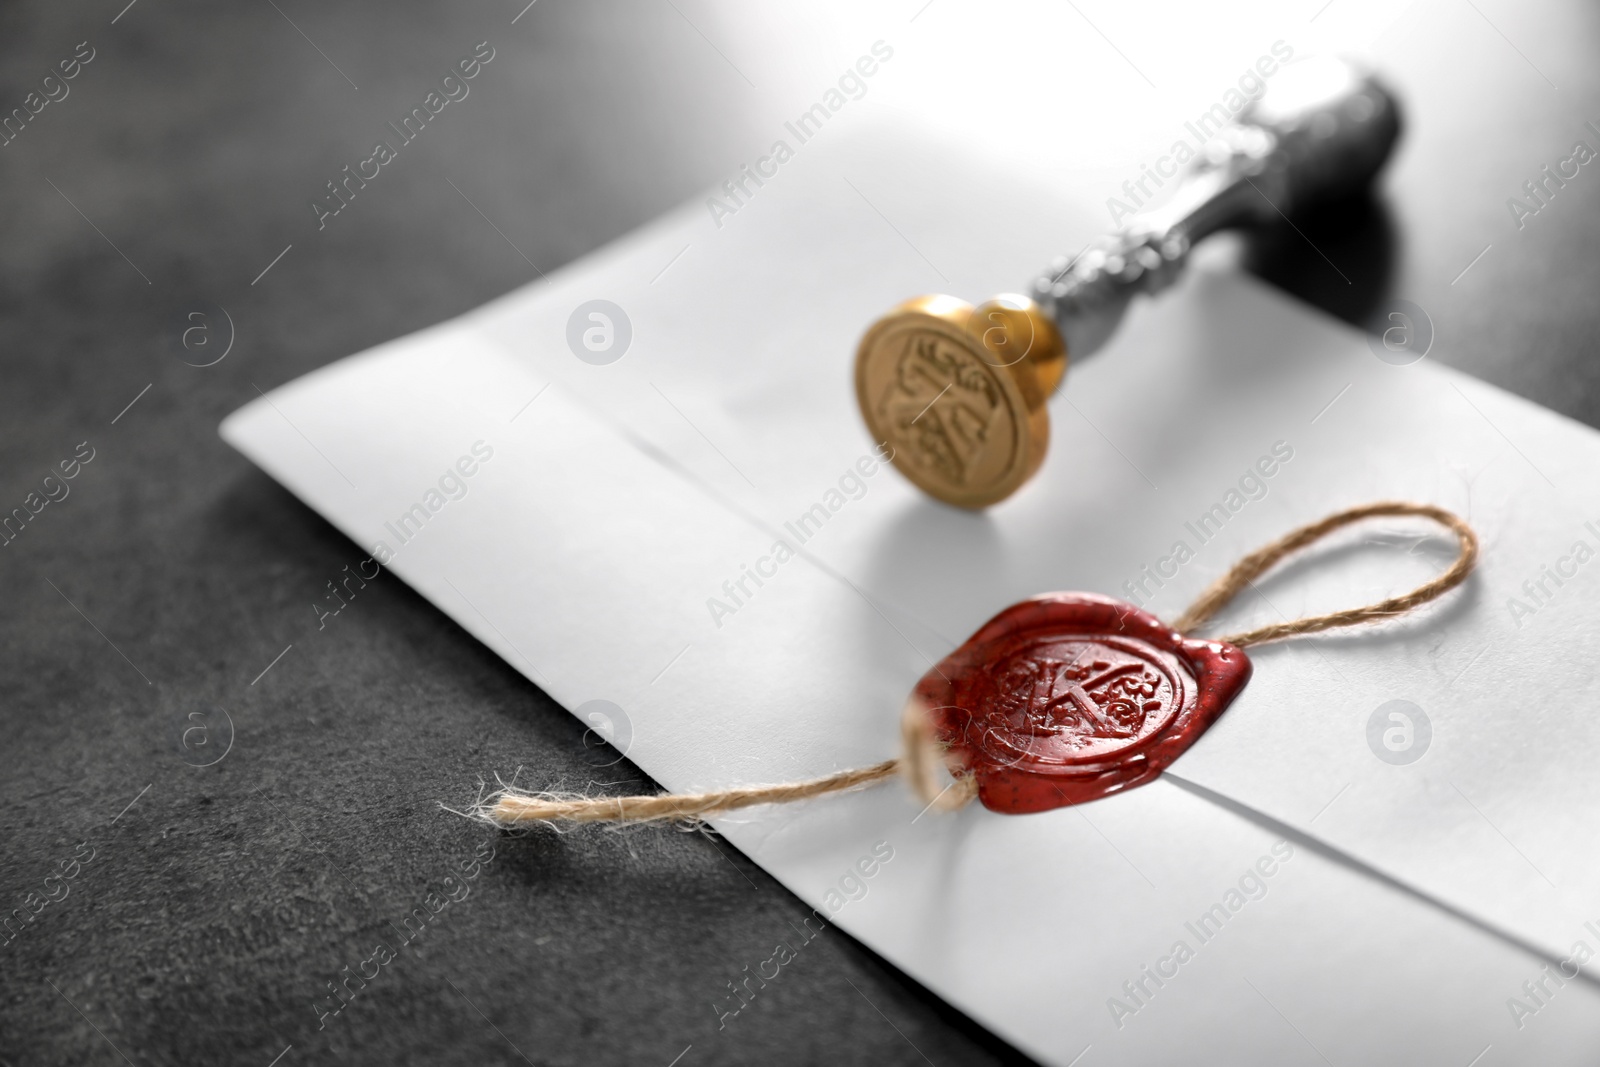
[854,294,1066,510]
[912,593,1251,814]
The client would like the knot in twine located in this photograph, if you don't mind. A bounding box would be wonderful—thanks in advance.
[482,501,1477,829]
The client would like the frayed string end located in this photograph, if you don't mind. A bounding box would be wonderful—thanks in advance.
[475,759,910,828]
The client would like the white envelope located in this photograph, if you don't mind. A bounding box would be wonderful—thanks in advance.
[222,120,1600,1062]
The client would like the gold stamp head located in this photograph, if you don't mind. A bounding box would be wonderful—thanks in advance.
[854,294,1067,509]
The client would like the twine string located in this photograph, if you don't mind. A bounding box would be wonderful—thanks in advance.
[1170,500,1478,647]
[489,760,901,826]
[485,501,1476,827]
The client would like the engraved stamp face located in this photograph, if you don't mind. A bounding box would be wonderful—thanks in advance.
[855,295,1062,509]
[860,323,1024,502]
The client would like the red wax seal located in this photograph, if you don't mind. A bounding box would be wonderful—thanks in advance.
[913,593,1252,814]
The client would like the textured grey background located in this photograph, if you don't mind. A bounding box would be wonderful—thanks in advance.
[1,1,1597,1065]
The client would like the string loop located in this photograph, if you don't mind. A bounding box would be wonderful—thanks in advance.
[1170,501,1477,648]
